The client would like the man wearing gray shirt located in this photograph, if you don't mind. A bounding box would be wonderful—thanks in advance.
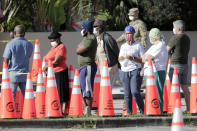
[3,25,33,100]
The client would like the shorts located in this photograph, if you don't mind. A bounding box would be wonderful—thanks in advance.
[169,64,188,86]
[79,63,97,98]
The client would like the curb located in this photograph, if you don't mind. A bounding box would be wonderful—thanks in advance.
[0,116,197,128]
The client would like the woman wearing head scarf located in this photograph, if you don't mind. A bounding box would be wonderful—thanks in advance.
[142,28,168,114]
[43,31,69,112]
[119,26,145,115]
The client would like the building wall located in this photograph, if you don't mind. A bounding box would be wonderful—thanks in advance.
[0,31,197,83]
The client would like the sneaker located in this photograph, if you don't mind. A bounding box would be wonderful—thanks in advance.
[84,106,91,115]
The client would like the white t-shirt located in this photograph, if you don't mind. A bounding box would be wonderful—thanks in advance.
[144,41,168,72]
[119,42,144,72]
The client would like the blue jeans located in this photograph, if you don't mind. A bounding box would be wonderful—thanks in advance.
[120,68,144,114]
[10,82,26,100]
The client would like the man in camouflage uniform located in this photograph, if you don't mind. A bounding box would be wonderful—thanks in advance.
[117,8,147,48]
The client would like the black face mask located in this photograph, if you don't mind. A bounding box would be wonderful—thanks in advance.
[81,29,88,37]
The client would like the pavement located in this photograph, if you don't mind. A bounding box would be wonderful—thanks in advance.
[0,85,196,129]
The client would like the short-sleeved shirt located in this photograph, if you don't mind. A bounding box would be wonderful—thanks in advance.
[144,41,168,72]
[44,43,67,72]
[168,34,190,64]
[78,34,97,67]
[119,41,144,72]
[3,37,33,82]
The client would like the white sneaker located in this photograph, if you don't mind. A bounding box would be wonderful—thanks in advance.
[84,106,91,115]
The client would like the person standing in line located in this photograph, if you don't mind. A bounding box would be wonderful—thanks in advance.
[116,8,147,48]
[9,30,14,39]
[142,28,168,114]
[166,20,190,112]
[3,25,33,100]
[43,31,69,111]
[119,26,144,114]
[76,20,97,115]
[93,19,119,88]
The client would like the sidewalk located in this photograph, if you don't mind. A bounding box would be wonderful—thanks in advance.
[0,86,194,129]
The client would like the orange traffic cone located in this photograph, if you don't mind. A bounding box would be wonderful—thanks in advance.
[0,61,16,118]
[122,100,128,116]
[22,73,36,119]
[42,58,47,90]
[64,65,74,114]
[15,87,24,118]
[167,58,171,75]
[92,62,101,109]
[45,60,62,117]
[35,69,45,118]
[171,98,184,131]
[166,58,171,101]
[163,81,168,112]
[32,39,42,82]
[132,97,137,114]
[68,69,83,116]
[122,97,137,115]
[144,59,161,115]
[190,57,197,113]
[168,68,181,114]
[98,60,115,116]
[166,73,171,101]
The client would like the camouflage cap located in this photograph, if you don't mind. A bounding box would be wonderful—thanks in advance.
[149,28,162,40]
[128,8,139,16]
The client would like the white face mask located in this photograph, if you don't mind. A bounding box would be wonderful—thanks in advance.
[129,16,134,21]
[51,41,58,47]
[173,28,176,34]
[81,29,87,37]
[93,28,99,36]
[149,38,154,45]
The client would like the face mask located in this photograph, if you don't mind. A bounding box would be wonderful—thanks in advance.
[93,28,99,36]
[149,38,154,45]
[81,29,87,37]
[129,16,134,21]
[125,34,133,45]
[173,28,176,34]
[50,41,58,47]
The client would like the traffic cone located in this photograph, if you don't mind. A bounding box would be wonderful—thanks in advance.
[122,97,137,115]
[98,60,115,116]
[0,61,16,118]
[144,59,161,115]
[32,39,42,82]
[122,100,128,116]
[42,57,47,90]
[45,60,62,117]
[190,57,197,114]
[163,81,168,112]
[166,58,171,101]
[35,69,45,118]
[166,73,171,101]
[92,62,101,109]
[22,73,36,119]
[168,68,181,114]
[171,98,184,131]
[132,97,137,114]
[167,58,171,75]
[68,69,83,116]
[64,65,74,114]
[15,87,24,118]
